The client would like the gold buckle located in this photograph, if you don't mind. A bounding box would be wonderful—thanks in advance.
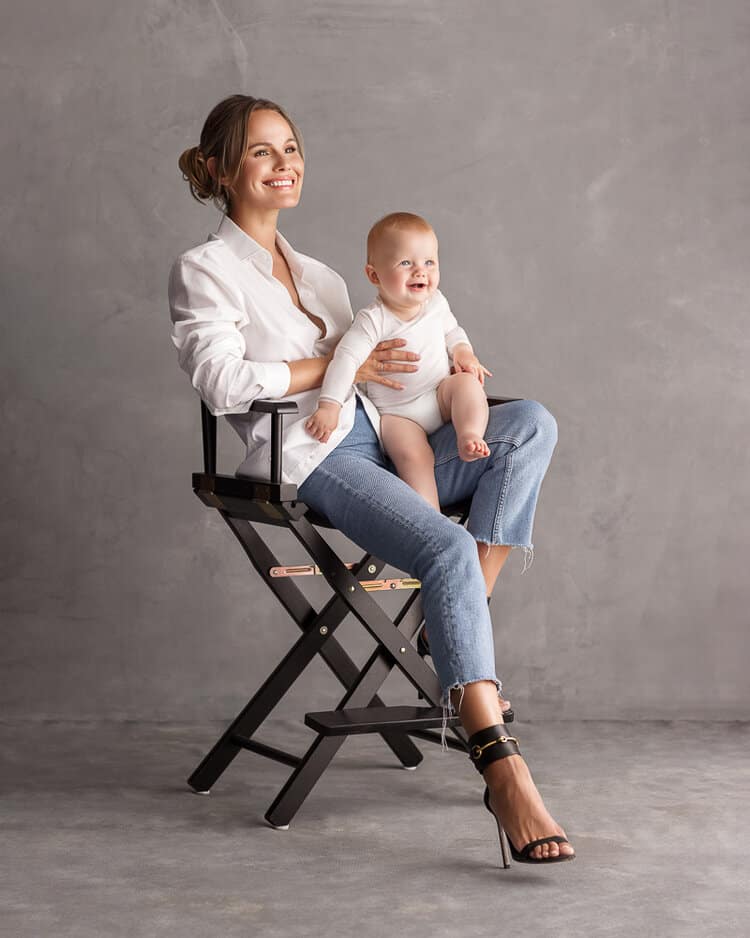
[470,735,519,761]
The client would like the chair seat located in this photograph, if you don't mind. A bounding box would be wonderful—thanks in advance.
[193,472,470,527]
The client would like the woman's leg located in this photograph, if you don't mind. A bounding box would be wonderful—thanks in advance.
[299,400,572,861]
[430,399,573,860]
[430,398,559,593]
[298,409,498,703]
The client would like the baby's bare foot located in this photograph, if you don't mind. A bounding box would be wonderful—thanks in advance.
[458,435,490,462]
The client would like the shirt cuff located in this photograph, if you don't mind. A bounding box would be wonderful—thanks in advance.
[258,361,292,399]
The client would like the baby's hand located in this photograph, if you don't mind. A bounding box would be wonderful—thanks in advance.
[452,346,493,386]
[305,400,342,443]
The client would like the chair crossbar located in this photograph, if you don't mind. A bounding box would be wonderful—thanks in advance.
[230,736,302,768]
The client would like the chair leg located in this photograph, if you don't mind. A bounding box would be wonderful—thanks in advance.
[266,597,466,828]
[225,516,423,769]
[188,520,422,793]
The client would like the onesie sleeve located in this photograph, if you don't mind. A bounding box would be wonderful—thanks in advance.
[169,255,291,416]
[319,306,383,405]
[435,291,473,357]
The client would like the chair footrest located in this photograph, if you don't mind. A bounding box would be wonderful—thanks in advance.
[305,705,459,736]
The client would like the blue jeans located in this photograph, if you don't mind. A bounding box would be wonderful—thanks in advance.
[298,397,558,707]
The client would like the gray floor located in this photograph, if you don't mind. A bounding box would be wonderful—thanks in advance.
[1,719,746,938]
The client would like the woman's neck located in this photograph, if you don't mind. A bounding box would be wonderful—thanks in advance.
[229,205,280,254]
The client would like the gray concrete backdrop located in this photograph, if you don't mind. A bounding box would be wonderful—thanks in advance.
[1,1,748,721]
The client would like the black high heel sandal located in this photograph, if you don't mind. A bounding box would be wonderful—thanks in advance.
[468,724,575,865]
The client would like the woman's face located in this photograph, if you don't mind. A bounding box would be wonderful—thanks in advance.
[229,109,304,213]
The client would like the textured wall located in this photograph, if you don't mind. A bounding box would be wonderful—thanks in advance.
[2,1,748,721]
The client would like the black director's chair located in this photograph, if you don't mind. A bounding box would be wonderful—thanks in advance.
[187,395,518,866]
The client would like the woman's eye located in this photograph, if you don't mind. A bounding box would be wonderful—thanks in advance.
[253,149,269,157]
[285,146,297,154]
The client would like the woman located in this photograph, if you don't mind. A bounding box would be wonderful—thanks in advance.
[169,95,574,864]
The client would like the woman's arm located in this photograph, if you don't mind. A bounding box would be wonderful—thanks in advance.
[170,254,420,408]
[285,353,333,395]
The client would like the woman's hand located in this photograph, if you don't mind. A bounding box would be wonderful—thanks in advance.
[452,344,492,386]
[305,400,342,443]
[355,339,420,390]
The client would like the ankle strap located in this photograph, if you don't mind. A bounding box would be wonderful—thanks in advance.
[467,723,521,774]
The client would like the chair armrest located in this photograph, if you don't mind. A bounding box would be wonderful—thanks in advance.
[250,399,299,485]
[487,395,522,407]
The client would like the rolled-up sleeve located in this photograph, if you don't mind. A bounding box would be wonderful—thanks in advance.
[168,256,291,416]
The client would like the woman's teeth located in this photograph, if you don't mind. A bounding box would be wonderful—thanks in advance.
[265,179,294,187]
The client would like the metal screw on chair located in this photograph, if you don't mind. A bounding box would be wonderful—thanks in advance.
[320,626,328,635]
[368,564,377,573]
[399,646,406,654]
[349,585,355,592]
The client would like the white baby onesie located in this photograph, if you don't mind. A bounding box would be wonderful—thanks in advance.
[319,290,472,435]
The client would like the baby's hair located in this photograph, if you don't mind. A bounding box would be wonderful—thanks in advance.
[178,95,304,213]
[367,212,434,263]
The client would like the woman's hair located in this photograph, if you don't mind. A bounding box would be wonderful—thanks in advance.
[367,212,434,263]
[178,95,304,213]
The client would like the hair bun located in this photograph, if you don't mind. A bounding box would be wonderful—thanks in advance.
[178,145,215,203]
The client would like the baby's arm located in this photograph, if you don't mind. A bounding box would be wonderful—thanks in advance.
[438,292,493,384]
[305,308,383,442]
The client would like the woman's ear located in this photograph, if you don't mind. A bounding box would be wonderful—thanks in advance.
[206,156,229,187]
[365,264,379,286]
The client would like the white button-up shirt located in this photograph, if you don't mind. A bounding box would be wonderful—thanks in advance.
[168,214,383,485]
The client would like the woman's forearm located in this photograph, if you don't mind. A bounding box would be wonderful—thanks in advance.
[285,353,333,395]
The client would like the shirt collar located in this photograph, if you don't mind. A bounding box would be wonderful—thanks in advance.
[211,214,304,279]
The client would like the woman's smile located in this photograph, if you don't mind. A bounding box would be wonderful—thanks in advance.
[263,177,296,189]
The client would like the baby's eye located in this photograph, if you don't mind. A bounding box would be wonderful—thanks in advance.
[425,259,435,266]
[399,260,411,266]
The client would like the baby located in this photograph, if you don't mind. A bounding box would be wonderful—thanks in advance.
[307,211,494,512]
[306,212,492,510]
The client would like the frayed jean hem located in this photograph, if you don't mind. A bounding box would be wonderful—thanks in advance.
[474,539,535,573]
[440,677,504,751]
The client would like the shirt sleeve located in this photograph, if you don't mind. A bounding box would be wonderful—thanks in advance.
[318,307,382,405]
[168,255,291,416]
[436,291,472,357]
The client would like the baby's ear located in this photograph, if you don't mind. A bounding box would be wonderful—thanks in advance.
[364,264,379,285]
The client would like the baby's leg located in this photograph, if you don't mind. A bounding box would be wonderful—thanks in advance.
[437,373,490,462]
[380,414,440,510]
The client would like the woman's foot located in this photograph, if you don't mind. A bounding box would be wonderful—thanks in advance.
[484,754,575,861]
[457,434,490,462]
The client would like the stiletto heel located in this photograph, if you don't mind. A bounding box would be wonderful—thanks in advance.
[468,725,574,865]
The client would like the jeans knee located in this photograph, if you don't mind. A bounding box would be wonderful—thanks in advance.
[440,520,478,570]
[518,399,558,447]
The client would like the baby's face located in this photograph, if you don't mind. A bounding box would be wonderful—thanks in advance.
[366,228,440,313]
